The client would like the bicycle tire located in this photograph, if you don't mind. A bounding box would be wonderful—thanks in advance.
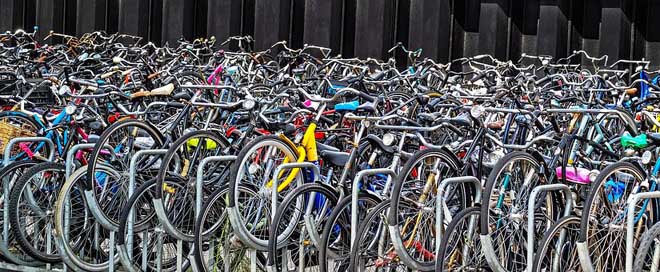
[387,147,462,271]
[8,162,65,263]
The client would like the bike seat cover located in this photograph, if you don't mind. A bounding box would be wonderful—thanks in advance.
[487,120,504,130]
[130,83,175,99]
[621,133,648,149]
[334,100,359,111]
[149,83,176,96]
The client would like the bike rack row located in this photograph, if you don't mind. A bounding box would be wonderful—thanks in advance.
[0,139,657,271]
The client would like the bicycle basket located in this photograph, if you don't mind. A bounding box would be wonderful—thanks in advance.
[0,120,36,154]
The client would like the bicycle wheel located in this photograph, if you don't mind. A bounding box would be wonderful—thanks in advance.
[154,130,231,241]
[578,161,647,271]
[387,147,462,271]
[227,135,302,250]
[85,118,164,229]
[634,221,660,272]
[480,151,555,271]
[116,179,190,272]
[532,215,581,272]
[53,165,119,271]
[348,200,411,272]
[436,206,484,271]
[8,162,65,263]
[0,160,41,265]
[267,183,340,272]
[194,185,263,272]
[318,191,381,272]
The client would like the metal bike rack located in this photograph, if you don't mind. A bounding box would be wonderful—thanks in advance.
[2,136,55,166]
[625,191,660,272]
[577,191,660,272]
[0,137,55,268]
[434,176,482,272]
[575,239,595,272]
[195,155,237,272]
[435,176,482,247]
[479,183,573,272]
[525,184,573,272]
[52,143,116,272]
[354,168,395,247]
[117,149,168,272]
[264,162,320,272]
[64,143,115,177]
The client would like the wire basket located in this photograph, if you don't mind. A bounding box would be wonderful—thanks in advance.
[0,120,36,154]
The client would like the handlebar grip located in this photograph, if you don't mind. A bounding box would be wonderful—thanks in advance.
[167,102,186,108]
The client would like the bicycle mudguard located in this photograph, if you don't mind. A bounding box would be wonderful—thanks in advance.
[278,133,299,152]
[621,133,648,149]
[266,145,306,192]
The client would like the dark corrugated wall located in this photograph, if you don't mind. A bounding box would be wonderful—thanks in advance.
[0,0,657,67]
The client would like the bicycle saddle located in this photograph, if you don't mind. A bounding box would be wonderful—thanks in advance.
[648,133,660,145]
[130,83,175,99]
[317,141,340,153]
[320,150,349,166]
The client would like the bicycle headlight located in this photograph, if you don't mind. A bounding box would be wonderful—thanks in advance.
[58,85,69,96]
[471,105,485,118]
[642,150,653,165]
[242,99,256,110]
[588,170,600,183]
[65,105,76,115]
[382,133,395,146]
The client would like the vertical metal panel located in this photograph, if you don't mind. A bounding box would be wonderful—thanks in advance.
[194,0,207,39]
[76,0,106,36]
[206,0,242,42]
[510,0,540,59]
[242,0,255,37]
[63,0,76,35]
[106,0,118,33]
[303,0,342,53]
[289,0,304,48]
[161,0,194,45]
[35,0,64,39]
[253,0,290,50]
[599,0,631,64]
[0,0,18,31]
[632,0,647,61]
[118,0,150,37]
[23,0,36,32]
[341,0,356,57]
[537,0,569,58]
[643,0,660,67]
[478,0,509,59]
[407,0,452,61]
[354,0,396,59]
[453,0,481,59]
